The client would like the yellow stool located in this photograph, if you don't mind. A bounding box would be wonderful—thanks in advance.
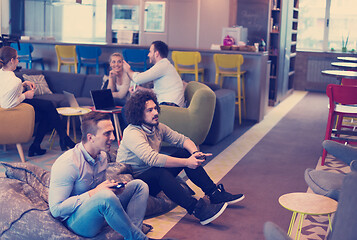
[172,51,204,82]
[55,45,78,73]
[279,192,337,240]
[214,53,246,124]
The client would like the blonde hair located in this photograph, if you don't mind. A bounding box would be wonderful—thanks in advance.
[109,52,123,63]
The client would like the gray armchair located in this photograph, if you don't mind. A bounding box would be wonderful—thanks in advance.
[264,170,357,240]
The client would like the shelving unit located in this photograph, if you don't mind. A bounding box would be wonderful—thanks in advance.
[268,0,299,106]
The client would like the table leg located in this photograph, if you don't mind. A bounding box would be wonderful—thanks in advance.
[112,113,122,146]
[296,213,305,240]
[288,211,297,236]
[328,214,333,231]
[72,116,77,143]
[66,117,70,136]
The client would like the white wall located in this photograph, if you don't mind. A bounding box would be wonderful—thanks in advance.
[167,0,198,48]
[197,0,230,49]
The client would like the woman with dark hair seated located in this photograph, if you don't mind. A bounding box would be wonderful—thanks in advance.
[0,46,75,156]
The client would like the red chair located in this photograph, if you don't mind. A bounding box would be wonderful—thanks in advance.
[322,84,357,165]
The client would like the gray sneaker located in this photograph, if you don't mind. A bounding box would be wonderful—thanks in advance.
[193,198,228,225]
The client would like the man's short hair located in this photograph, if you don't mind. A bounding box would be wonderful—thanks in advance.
[81,111,111,143]
[125,91,160,126]
[151,41,168,58]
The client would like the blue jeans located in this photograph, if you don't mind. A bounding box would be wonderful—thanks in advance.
[66,179,149,240]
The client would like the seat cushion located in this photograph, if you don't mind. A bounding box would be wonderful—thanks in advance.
[304,168,345,201]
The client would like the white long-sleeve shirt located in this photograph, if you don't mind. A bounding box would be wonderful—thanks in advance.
[0,69,25,108]
[131,58,185,107]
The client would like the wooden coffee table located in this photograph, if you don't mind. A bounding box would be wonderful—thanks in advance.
[279,192,337,240]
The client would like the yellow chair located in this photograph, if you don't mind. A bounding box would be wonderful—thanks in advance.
[0,103,35,163]
[172,51,204,82]
[214,53,246,124]
[55,45,78,73]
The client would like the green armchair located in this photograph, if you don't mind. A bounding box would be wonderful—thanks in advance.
[159,81,216,145]
[0,103,35,162]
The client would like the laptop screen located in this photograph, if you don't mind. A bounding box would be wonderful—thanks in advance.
[90,89,116,110]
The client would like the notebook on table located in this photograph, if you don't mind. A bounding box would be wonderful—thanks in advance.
[90,89,121,112]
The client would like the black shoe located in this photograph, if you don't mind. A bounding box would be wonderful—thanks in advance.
[209,184,245,205]
[60,136,76,151]
[193,198,227,225]
[28,144,46,157]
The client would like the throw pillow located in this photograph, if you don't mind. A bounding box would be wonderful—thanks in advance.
[1,162,50,203]
[23,74,53,96]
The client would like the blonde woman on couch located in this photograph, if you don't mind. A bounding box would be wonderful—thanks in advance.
[103,52,130,106]
[0,46,75,156]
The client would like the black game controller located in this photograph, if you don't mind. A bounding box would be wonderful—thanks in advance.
[110,183,125,189]
[195,154,206,160]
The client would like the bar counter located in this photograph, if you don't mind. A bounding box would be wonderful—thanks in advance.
[22,40,270,122]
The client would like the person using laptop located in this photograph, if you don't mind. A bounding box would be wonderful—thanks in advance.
[116,91,245,225]
[123,41,185,108]
[0,46,75,156]
[103,52,130,106]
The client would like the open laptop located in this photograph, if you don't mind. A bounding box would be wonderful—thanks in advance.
[63,91,80,108]
[90,89,120,112]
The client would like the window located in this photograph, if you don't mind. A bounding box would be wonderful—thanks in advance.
[1,0,106,42]
[297,0,357,51]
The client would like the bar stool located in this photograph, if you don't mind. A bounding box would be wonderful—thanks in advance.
[172,51,204,82]
[55,45,78,73]
[213,53,246,124]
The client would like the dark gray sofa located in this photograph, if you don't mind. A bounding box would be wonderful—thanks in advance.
[15,69,103,108]
[0,162,191,239]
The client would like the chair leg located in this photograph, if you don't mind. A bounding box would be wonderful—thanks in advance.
[57,63,61,72]
[195,71,199,82]
[74,64,78,74]
[215,73,220,85]
[16,143,26,163]
[241,73,246,117]
[237,75,242,125]
[41,60,45,70]
[96,65,99,75]
[77,63,81,73]
[201,70,204,82]
[29,61,32,69]
[322,112,335,165]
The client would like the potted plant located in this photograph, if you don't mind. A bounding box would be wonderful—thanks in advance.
[342,34,349,52]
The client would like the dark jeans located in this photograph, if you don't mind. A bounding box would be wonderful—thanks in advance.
[24,98,67,145]
[136,149,216,214]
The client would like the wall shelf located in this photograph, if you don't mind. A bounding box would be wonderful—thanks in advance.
[268,0,299,105]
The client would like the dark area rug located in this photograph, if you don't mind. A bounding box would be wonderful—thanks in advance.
[164,92,328,240]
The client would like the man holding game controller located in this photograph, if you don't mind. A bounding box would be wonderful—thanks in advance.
[116,91,245,225]
[49,111,159,240]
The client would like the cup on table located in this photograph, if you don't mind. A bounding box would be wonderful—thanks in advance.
[254,43,259,52]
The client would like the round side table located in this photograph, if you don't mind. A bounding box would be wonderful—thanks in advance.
[50,107,91,148]
[279,192,337,240]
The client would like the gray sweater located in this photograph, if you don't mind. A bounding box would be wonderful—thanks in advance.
[116,123,188,177]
